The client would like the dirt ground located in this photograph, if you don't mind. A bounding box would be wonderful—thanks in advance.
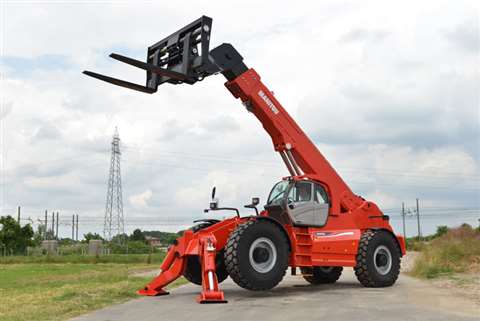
[403,251,480,305]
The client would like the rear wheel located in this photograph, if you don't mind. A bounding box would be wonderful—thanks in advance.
[224,220,289,290]
[301,266,343,284]
[354,230,401,287]
[183,220,228,286]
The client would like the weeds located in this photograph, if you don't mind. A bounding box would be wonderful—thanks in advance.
[410,224,480,279]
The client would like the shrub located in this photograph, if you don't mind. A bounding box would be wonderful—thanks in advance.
[410,224,480,278]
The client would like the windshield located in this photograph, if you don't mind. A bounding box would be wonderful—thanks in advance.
[267,181,291,205]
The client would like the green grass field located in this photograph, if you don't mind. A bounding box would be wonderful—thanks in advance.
[0,253,165,265]
[0,256,187,321]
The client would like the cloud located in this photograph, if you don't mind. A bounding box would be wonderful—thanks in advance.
[1,0,479,237]
[129,189,153,208]
[33,123,62,141]
[444,18,480,53]
[339,28,390,43]
[0,102,13,120]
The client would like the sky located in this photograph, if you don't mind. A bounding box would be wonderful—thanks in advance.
[0,0,479,239]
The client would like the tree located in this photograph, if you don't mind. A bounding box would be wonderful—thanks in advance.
[143,230,182,245]
[130,229,146,242]
[110,233,128,245]
[435,225,449,238]
[83,232,103,243]
[0,216,34,254]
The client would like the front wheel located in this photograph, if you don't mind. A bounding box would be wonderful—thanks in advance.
[354,230,401,287]
[224,220,289,291]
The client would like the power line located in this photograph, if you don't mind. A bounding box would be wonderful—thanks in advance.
[122,145,480,179]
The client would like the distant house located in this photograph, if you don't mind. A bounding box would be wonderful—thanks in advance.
[145,236,162,247]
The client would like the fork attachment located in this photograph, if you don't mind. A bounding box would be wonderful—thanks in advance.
[83,16,216,93]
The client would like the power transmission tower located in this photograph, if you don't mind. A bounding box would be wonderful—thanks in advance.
[104,127,125,242]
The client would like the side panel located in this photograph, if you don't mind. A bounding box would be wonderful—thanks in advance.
[309,229,360,267]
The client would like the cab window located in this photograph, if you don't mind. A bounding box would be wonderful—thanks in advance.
[267,181,290,205]
[314,184,329,204]
[288,181,312,202]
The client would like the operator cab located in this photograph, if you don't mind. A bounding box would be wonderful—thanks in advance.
[265,180,330,227]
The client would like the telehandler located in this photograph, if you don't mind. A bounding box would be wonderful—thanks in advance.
[84,16,406,303]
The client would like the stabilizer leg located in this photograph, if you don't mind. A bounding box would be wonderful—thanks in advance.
[197,234,227,303]
[137,232,193,296]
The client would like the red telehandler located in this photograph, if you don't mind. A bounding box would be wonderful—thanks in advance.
[84,16,406,303]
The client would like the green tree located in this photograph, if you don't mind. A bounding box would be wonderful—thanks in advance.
[130,229,146,242]
[110,233,128,244]
[83,232,103,243]
[0,216,34,254]
[143,230,181,245]
[435,225,449,238]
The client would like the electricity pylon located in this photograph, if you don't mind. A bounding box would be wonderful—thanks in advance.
[104,127,125,242]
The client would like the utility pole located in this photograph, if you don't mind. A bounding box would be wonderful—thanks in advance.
[44,210,48,240]
[75,214,79,241]
[56,212,59,240]
[72,214,75,240]
[416,198,421,240]
[51,212,55,238]
[17,206,20,224]
[401,202,406,241]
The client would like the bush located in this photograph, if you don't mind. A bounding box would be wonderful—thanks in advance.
[108,241,157,254]
[58,244,87,255]
[406,238,426,251]
[434,225,449,238]
[410,224,480,278]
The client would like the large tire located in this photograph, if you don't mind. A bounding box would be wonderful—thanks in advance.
[301,266,343,284]
[354,230,401,287]
[224,220,289,291]
[183,221,228,286]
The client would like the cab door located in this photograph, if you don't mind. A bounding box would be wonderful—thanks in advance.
[313,183,330,227]
[287,181,315,226]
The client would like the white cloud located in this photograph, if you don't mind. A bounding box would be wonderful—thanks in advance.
[129,189,153,208]
[1,0,478,237]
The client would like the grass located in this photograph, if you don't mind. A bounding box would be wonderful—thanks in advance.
[0,253,165,265]
[410,225,480,279]
[0,258,188,321]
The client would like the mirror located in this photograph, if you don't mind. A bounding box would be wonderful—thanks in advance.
[211,186,216,200]
[251,197,260,206]
[209,186,219,210]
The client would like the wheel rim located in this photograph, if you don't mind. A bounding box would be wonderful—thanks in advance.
[249,237,277,273]
[373,245,392,275]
